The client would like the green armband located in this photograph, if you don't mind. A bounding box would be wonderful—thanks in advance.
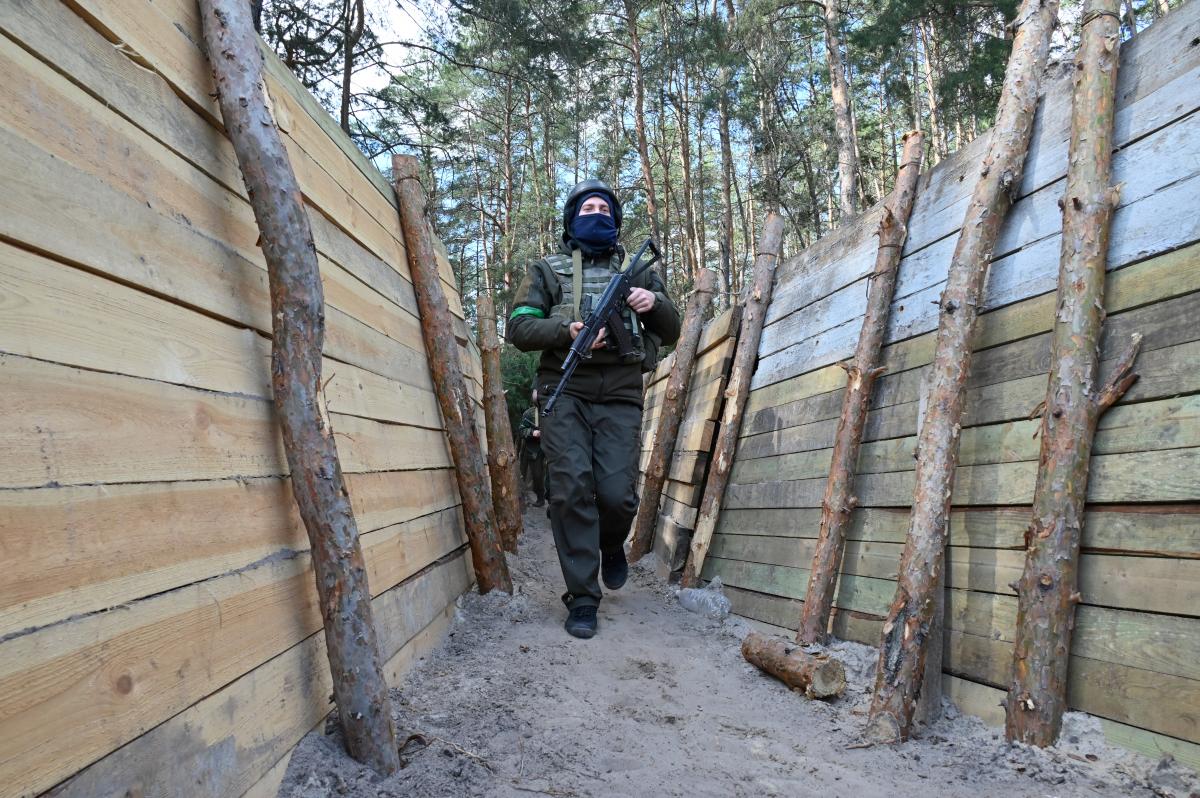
[510,306,546,320]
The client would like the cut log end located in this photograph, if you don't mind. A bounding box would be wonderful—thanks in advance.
[806,658,849,699]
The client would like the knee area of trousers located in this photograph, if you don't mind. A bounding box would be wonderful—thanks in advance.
[595,479,637,518]
[548,477,592,506]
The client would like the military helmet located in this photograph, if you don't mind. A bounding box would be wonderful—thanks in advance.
[561,179,623,238]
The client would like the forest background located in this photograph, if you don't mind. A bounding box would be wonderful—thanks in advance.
[253,0,1180,421]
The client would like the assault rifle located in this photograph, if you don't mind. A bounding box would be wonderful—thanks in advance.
[543,238,661,415]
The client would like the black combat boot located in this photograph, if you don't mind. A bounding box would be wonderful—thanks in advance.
[601,548,628,591]
[564,605,598,638]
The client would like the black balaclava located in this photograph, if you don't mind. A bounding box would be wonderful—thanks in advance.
[570,192,619,255]
[561,180,623,257]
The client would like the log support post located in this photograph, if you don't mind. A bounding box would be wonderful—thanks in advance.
[680,214,785,587]
[797,131,925,645]
[199,0,399,773]
[629,268,718,562]
[393,155,512,594]
[865,0,1061,744]
[1006,0,1140,746]
[478,294,523,553]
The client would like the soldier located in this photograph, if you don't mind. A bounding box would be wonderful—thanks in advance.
[508,179,681,638]
[518,390,546,508]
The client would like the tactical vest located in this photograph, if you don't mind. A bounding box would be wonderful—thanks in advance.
[543,249,647,367]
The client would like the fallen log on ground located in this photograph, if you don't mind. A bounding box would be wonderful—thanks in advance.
[741,632,847,699]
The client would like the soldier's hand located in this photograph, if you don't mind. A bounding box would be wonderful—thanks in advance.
[627,287,657,314]
[569,322,608,350]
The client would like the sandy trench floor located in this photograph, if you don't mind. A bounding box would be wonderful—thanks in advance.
[279,504,1199,798]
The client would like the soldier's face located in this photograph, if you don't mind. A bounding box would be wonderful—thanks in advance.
[578,197,611,216]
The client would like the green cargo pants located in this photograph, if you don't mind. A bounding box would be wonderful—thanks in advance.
[539,393,641,609]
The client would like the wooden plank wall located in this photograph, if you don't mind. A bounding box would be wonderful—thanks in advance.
[702,4,1200,769]
[637,306,741,576]
[0,2,484,796]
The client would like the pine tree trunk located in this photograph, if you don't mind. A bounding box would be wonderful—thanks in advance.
[392,155,512,595]
[1005,0,1141,747]
[680,214,785,587]
[718,86,737,304]
[865,0,1060,744]
[824,0,859,219]
[198,0,399,774]
[477,294,523,554]
[1123,0,1138,33]
[919,21,948,161]
[797,131,925,645]
[624,0,662,244]
[628,269,718,562]
[339,0,364,135]
[675,80,698,282]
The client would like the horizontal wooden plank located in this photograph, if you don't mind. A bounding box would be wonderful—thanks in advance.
[756,163,1200,389]
[0,241,444,430]
[46,553,468,798]
[0,13,426,331]
[723,565,1200,688]
[0,126,445,389]
[1,355,453,489]
[732,395,1200,484]
[723,584,883,646]
[744,239,1200,428]
[641,351,734,418]
[945,672,1200,771]
[662,478,702,508]
[659,494,699,529]
[715,506,1200,558]
[703,556,894,616]
[949,629,1200,744]
[710,532,1200,617]
[744,331,1200,462]
[0,510,466,796]
[644,306,740,388]
[725,444,1200,510]
[0,32,458,386]
[0,468,458,638]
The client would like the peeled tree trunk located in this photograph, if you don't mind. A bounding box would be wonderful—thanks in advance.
[478,294,523,553]
[1006,0,1141,747]
[680,214,785,588]
[865,0,1060,744]
[198,0,399,774]
[628,268,718,562]
[742,632,848,699]
[393,155,512,595]
[797,131,925,645]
